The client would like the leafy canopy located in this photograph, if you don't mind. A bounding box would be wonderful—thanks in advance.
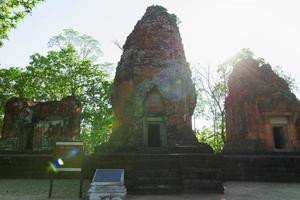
[0,0,44,47]
[48,28,102,62]
[0,29,113,153]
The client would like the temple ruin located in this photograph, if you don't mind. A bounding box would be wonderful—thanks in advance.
[224,58,300,153]
[94,7,223,193]
[1,5,300,195]
[0,96,81,151]
[108,5,210,152]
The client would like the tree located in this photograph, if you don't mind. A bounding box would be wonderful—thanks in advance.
[193,49,260,151]
[0,0,44,47]
[0,29,113,153]
[24,45,113,153]
[45,29,113,153]
[192,64,228,151]
[196,127,223,153]
[273,65,298,92]
[192,49,263,152]
[0,67,27,133]
[48,28,102,62]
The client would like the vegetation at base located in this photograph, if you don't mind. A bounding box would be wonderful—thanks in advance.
[196,127,224,153]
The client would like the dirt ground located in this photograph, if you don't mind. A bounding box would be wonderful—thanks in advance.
[0,180,300,200]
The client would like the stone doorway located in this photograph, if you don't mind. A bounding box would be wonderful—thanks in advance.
[143,117,166,148]
[148,123,160,147]
[272,126,287,150]
[142,88,167,148]
[270,116,289,150]
[25,129,34,150]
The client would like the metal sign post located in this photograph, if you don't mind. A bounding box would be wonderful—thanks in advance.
[48,141,84,198]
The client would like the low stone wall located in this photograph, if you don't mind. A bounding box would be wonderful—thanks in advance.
[0,153,52,178]
[223,155,300,182]
[83,153,137,190]
[0,153,299,184]
[83,153,223,193]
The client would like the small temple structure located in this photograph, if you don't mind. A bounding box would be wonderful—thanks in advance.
[107,5,210,152]
[224,58,300,153]
[94,7,222,194]
[0,96,81,151]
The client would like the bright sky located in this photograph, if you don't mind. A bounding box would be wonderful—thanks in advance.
[0,1,299,96]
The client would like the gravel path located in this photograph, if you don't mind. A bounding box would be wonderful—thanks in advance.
[0,180,300,200]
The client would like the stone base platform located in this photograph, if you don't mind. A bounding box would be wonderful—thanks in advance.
[84,153,224,194]
[2,152,299,194]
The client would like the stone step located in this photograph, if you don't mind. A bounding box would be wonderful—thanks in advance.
[135,169,179,178]
[136,158,177,162]
[136,177,181,185]
[137,147,169,154]
[135,154,179,159]
[130,185,182,194]
[182,179,224,193]
[182,168,223,180]
[135,159,178,169]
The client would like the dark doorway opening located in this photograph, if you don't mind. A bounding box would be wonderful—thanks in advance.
[273,126,287,149]
[25,127,34,150]
[148,124,160,147]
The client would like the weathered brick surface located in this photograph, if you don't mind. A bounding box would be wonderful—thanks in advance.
[224,58,300,153]
[0,153,52,178]
[109,6,200,149]
[223,154,300,182]
[0,96,81,151]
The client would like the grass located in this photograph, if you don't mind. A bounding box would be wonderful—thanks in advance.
[0,179,90,200]
[1,180,300,200]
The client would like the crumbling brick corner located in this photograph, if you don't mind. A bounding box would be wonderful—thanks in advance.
[224,58,300,153]
[0,96,81,151]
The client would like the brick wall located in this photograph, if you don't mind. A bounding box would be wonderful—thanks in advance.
[223,155,300,182]
[0,153,299,184]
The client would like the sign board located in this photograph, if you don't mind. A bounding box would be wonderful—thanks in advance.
[92,169,124,186]
[49,141,84,198]
[54,141,83,171]
[89,169,126,200]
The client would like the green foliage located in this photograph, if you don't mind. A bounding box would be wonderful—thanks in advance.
[48,28,102,62]
[0,67,26,133]
[196,127,224,153]
[193,49,262,152]
[273,65,297,92]
[192,63,229,147]
[170,14,181,25]
[0,0,44,47]
[0,29,113,153]
[25,46,113,153]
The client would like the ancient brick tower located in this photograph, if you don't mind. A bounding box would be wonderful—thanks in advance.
[224,58,300,153]
[109,6,207,151]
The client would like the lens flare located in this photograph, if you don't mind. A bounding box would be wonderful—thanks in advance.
[66,148,79,158]
[58,158,64,166]
[48,162,57,173]
[47,147,81,173]
[48,158,65,173]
